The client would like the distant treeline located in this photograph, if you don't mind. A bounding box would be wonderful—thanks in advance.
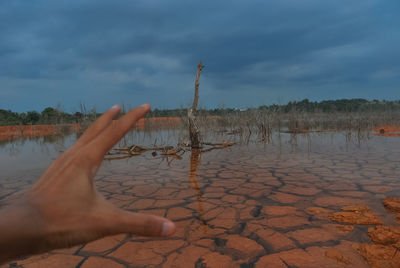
[149,98,400,116]
[0,107,100,126]
[259,98,400,113]
[2,99,400,126]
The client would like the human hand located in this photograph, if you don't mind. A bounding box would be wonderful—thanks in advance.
[0,104,175,263]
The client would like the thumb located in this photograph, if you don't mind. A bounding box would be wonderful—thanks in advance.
[113,209,176,237]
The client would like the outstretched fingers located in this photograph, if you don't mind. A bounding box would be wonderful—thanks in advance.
[74,105,121,148]
[85,104,151,161]
[38,105,121,181]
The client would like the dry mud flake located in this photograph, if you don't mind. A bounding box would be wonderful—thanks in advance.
[383,197,400,213]
[224,234,265,261]
[108,240,184,265]
[266,214,310,229]
[255,241,368,268]
[262,206,299,217]
[334,225,355,233]
[327,205,382,225]
[288,228,337,245]
[313,196,364,207]
[164,245,238,268]
[307,207,332,215]
[368,225,400,247]
[81,235,125,253]
[355,243,400,268]
[255,228,296,251]
[15,254,83,268]
[306,206,334,220]
[80,257,125,268]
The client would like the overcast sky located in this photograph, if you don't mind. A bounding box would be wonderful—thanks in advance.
[1,0,399,112]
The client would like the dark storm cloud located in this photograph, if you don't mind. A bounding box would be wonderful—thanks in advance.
[1,0,399,111]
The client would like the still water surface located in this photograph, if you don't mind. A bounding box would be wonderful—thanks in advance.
[1,131,400,267]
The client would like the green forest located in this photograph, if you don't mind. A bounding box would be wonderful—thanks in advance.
[1,98,400,126]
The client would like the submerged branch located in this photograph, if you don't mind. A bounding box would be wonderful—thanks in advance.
[105,141,235,161]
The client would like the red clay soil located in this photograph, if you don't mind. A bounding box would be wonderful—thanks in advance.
[0,124,81,141]
[372,126,400,137]
[0,116,212,140]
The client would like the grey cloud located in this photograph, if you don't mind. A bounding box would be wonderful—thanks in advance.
[1,0,399,111]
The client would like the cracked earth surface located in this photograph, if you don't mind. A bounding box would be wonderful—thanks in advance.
[1,133,400,267]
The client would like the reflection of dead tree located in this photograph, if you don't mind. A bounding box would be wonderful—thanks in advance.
[189,149,208,232]
[188,61,203,148]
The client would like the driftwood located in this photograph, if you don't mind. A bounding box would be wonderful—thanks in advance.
[104,144,184,160]
[105,141,235,160]
[111,145,174,154]
[104,155,135,160]
[201,142,234,147]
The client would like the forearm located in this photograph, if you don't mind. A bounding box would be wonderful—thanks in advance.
[0,200,47,264]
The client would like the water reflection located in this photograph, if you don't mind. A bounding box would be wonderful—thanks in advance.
[0,134,77,179]
[189,149,207,232]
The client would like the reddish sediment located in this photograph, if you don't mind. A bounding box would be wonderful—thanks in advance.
[372,125,400,137]
[0,117,185,140]
[0,124,81,141]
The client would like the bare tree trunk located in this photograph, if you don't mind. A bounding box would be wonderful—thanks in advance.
[188,61,203,148]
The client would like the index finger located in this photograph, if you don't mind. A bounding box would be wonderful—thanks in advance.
[84,104,150,161]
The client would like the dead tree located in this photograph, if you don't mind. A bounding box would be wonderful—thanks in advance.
[188,61,203,148]
[105,60,236,161]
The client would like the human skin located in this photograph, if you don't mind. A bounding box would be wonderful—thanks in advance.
[0,104,175,264]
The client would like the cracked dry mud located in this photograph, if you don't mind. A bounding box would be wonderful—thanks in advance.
[2,133,400,267]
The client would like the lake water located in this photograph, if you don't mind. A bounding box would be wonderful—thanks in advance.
[1,131,400,267]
